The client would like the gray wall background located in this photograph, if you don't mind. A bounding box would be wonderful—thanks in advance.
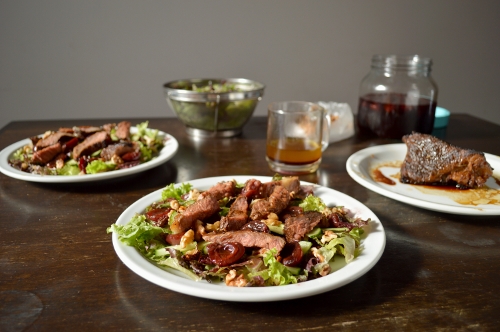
[1,0,499,131]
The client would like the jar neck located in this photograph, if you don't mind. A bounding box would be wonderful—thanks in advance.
[371,54,432,76]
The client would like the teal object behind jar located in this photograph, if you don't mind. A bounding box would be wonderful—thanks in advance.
[356,55,438,139]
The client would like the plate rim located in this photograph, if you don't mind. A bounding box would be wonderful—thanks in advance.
[346,143,500,215]
[112,175,386,302]
[0,127,179,183]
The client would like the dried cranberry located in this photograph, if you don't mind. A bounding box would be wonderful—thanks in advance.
[78,157,88,173]
[62,137,79,153]
[207,242,245,267]
[241,220,269,233]
[165,232,185,245]
[146,208,172,228]
[281,242,303,267]
[241,179,261,198]
[121,151,141,161]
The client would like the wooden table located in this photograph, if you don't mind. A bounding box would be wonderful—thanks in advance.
[1,115,499,331]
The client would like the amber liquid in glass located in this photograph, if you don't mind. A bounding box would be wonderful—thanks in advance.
[266,137,322,165]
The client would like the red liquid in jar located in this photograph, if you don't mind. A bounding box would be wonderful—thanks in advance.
[357,93,436,139]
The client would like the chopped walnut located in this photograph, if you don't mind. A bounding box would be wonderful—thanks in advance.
[56,159,65,169]
[267,213,279,220]
[225,269,248,287]
[180,229,194,248]
[194,220,206,241]
[318,263,331,276]
[111,155,123,165]
[205,221,220,232]
[263,218,282,227]
[170,199,180,210]
[311,247,325,263]
[321,230,337,243]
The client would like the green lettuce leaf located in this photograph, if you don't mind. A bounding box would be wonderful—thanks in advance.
[107,214,167,249]
[299,195,327,212]
[161,183,193,202]
[57,159,80,175]
[86,160,116,174]
[249,249,298,286]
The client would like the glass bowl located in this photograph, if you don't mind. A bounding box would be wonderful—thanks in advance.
[164,78,265,137]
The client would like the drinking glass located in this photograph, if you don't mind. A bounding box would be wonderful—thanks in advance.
[266,101,328,175]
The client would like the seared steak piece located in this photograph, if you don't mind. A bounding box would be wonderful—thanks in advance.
[250,185,290,220]
[115,121,131,140]
[400,132,493,189]
[284,211,323,243]
[220,195,249,231]
[171,194,220,234]
[31,143,63,165]
[203,230,286,252]
[35,132,75,150]
[72,131,109,159]
[100,142,137,161]
[201,181,237,201]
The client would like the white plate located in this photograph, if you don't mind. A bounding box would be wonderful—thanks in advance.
[0,127,178,183]
[346,144,500,215]
[112,175,385,302]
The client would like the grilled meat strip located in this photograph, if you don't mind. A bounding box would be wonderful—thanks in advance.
[72,131,109,159]
[400,132,493,189]
[220,195,249,231]
[171,194,220,234]
[250,185,290,220]
[203,230,286,252]
[284,211,323,243]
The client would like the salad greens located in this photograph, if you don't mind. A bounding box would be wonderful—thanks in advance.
[108,178,370,287]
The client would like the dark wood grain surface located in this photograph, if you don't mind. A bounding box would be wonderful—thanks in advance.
[1,115,499,331]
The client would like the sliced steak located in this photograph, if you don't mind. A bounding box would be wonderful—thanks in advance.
[35,132,75,150]
[72,131,109,159]
[220,195,249,231]
[284,211,323,243]
[77,126,102,135]
[171,195,220,234]
[115,121,131,140]
[31,143,63,165]
[250,185,290,220]
[400,132,493,188]
[201,181,237,201]
[100,142,137,161]
[203,230,286,252]
[278,176,301,196]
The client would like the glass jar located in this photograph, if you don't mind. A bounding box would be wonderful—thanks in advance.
[356,55,438,139]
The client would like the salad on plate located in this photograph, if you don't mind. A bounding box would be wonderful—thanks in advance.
[108,175,371,287]
[8,121,166,176]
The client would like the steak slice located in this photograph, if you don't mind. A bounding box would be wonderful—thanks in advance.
[203,230,286,252]
[35,132,75,150]
[100,142,137,161]
[284,211,323,243]
[250,185,290,220]
[115,121,131,140]
[201,180,237,201]
[72,131,109,159]
[400,132,493,189]
[171,194,220,234]
[220,195,249,231]
[31,143,63,165]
